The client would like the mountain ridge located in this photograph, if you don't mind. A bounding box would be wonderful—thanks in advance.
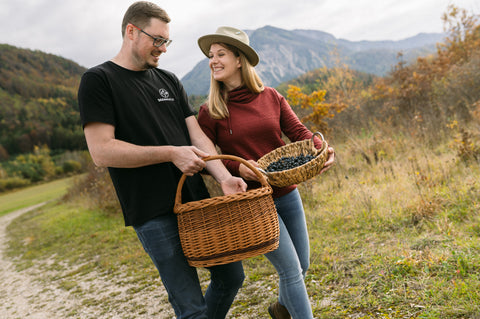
[181,25,444,96]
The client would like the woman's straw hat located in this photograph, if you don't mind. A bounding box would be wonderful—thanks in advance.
[198,26,259,66]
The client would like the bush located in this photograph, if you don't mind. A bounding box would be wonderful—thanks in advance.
[0,176,31,192]
[0,148,89,193]
[63,162,120,215]
[62,160,82,174]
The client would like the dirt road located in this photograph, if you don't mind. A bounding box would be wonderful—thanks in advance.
[0,204,265,318]
[0,203,174,318]
[0,203,59,318]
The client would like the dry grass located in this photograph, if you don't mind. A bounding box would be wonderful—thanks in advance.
[3,127,480,318]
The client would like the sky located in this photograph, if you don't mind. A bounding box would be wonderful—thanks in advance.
[1,0,479,78]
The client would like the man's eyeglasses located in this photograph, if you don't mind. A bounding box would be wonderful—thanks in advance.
[130,23,172,48]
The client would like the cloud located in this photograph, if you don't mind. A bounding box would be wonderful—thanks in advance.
[1,0,478,77]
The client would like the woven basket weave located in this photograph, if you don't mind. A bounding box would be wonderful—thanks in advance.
[257,132,329,187]
[174,155,279,267]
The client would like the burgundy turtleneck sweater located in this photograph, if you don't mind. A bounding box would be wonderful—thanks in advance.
[198,86,322,198]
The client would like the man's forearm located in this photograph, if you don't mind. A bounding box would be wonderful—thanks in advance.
[88,138,175,168]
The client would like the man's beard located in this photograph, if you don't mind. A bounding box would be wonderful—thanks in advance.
[132,50,158,70]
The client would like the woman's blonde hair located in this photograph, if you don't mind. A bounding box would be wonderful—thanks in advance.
[206,43,264,119]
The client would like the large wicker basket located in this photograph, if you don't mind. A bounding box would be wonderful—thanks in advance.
[174,155,280,267]
[257,132,329,187]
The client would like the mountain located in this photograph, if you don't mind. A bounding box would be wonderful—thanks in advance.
[181,25,444,96]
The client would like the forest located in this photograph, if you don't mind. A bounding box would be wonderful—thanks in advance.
[0,43,86,158]
[0,44,88,190]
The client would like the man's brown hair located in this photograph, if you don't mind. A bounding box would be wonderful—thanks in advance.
[121,1,171,37]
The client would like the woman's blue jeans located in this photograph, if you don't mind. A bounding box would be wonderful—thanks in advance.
[265,188,313,319]
[134,213,245,319]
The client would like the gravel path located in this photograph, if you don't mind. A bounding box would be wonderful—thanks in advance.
[0,203,179,319]
[0,203,56,318]
[0,204,270,318]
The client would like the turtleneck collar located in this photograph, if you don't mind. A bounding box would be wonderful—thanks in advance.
[223,86,259,135]
[227,86,258,104]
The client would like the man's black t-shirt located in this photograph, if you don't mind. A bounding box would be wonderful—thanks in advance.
[78,61,209,226]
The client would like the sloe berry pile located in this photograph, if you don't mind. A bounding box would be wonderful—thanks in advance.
[266,154,315,172]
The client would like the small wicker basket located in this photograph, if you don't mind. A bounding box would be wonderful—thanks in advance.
[174,155,280,267]
[257,132,329,187]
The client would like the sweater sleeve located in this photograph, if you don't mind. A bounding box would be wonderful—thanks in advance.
[197,105,241,176]
[277,89,323,149]
[198,105,216,144]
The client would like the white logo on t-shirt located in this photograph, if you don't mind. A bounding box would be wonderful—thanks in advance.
[157,88,174,102]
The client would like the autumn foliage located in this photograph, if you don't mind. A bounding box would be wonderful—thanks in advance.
[286,5,480,151]
[286,86,330,133]
[284,64,372,134]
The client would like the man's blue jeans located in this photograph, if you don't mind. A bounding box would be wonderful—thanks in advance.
[265,188,313,318]
[134,213,245,319]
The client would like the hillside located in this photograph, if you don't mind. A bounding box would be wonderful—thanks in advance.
[0,27,448,157]
[181,25,444,95]
[0,44,86,157]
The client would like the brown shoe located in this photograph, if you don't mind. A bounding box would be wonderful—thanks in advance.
[268,302,291,319]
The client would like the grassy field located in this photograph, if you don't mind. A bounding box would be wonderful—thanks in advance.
[0,175,80,217]
[3,134,480,318]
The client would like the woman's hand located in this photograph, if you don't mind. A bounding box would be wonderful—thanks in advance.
[320,146,335,173]
[239,160,260,181]
[219,176,247,195]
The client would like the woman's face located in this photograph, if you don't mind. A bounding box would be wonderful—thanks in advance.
[208,43,242,89]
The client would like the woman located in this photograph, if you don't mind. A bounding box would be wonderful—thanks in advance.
[196,26,335,319]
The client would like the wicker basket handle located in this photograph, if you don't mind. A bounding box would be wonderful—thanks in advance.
[311,131,326,154]
[175,154,269,206]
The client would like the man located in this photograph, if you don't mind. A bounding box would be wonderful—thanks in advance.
[77,2,247,318]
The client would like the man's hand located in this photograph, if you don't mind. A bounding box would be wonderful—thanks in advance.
[171,146,209,176]
[220,176,248,195]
